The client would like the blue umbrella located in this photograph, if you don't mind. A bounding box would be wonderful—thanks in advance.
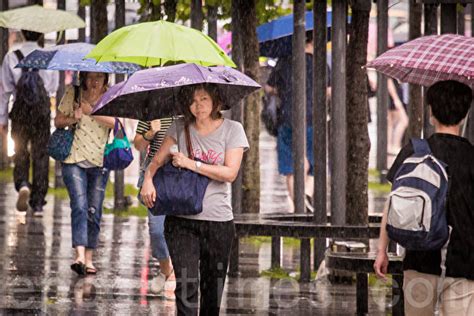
[16,42,141,74]
[257,11,333,58]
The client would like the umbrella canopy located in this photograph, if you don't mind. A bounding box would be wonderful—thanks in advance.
[366,34,474,88]
[257,10,333,58]
[0,5,85,33]
[16,43,141,74]
[85,20,236,68]
[92,63,261,121]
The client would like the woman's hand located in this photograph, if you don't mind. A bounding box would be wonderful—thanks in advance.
[80,100,93,115]
[140,178,156,209]
[74,107,83,120]
[171,152,194,170]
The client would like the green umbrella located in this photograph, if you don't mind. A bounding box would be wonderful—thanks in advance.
[0,5,85,33]
[86,20,236,68]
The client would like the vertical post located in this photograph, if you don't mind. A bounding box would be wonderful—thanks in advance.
[55,0,67,188]
[271,237,281,269]
[78,4,86,42]
[423,4,437,138]
[457,5,466,36]
[441,4,457,34]
[114,0,127,211]
[0,0,9,170]
[292,0,306,215]
[231,0,243,214]
[300,238,311,282]
[408,0,423,139]
[190,0,203,31]
[207,4,218,41]
[470,4,474,144]
[376,0,388,178]
[91,0,108,44]
[330,0,347,225]
[313,0,327,270]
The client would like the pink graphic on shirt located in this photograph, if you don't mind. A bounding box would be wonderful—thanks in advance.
[193,148,224,165]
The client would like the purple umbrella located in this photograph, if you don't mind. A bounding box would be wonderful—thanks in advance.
[92,63,261,121]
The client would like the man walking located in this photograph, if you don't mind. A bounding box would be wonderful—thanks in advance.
[0,30,59,216]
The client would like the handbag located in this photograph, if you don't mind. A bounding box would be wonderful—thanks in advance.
[103,119,134,170]
[47,126,75,161]
[149,124,210,216]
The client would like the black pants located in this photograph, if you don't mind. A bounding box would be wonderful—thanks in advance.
[164,216,235,316]
[11,119,50,208]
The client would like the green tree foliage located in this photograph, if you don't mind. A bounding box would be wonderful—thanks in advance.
[137,0,292,27]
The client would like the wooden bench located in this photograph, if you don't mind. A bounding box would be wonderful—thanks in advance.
[325,250,404,316]
[230,213,382,282]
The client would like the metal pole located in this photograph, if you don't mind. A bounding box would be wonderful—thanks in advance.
[0,0,9,170]
[78,4,86,42]
[313,0,327,270]
[376,0,388,178]
[330,0,347,225]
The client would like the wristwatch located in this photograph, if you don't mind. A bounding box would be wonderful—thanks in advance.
[195,161,202,171]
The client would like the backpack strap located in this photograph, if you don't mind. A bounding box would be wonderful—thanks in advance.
[411,138,432,155]
[13,49,24,62]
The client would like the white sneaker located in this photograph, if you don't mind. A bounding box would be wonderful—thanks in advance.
[16,186,30,213]
[150,271,176,299]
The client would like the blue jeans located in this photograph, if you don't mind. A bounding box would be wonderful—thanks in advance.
[148,212,170,260]
[62,163,110,249]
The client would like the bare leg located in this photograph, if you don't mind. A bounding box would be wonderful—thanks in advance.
[75,246,86,264]
[285,158,311,212]
[158,257,173,277]
[392,109,409,152]
[85,249,94,269]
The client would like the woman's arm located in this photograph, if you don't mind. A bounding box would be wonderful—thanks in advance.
[134,120,161,151]
[170,147,245,183]
[54,110,79,128]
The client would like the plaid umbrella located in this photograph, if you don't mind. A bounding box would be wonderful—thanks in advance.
[366,34,474,88]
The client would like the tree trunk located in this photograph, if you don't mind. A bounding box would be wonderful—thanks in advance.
[292,0,306,214]
[115,0,125,30]
[346,0,371,226]
[238,0,260,213]
[91,0,108,44]
[231,0,244,214]
[78,4,86,42]
[207,4,218,41]
[164,0,177,22]
[408,0,423,139]
[191,0,203,31]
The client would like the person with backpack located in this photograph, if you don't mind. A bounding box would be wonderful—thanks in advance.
[264,32,331,213]
[0,30,59,216]
[374,80,474,315]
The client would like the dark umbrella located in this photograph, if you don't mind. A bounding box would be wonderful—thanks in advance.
[92,63,261,121]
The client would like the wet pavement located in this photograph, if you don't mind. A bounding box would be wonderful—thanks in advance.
[0,180,393,315]
[0,109,393,315]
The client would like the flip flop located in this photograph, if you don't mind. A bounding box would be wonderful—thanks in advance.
[70,262,86,276]
[86,267,97,275]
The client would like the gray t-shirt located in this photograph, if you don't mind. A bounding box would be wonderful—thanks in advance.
[166,118,249,222]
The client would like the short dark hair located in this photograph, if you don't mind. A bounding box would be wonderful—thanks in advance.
[305,30,313,44]
[426,80,472,126]
[79,72,109,91]
[179,84,223,123]
[21,30,42,42]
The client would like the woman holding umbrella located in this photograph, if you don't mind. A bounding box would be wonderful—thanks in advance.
[140,83,249,315]
[54,72,115,275]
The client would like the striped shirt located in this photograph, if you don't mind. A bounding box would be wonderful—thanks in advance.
[136,118,174,158]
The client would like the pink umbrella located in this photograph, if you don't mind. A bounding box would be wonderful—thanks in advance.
[366,34,474,88]
[218,32,232,54]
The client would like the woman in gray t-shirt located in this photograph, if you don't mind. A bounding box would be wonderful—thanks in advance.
[140,84,249,315]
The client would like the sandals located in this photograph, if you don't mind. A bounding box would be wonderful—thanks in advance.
[86,267,97,275]
[70,262,86,276]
